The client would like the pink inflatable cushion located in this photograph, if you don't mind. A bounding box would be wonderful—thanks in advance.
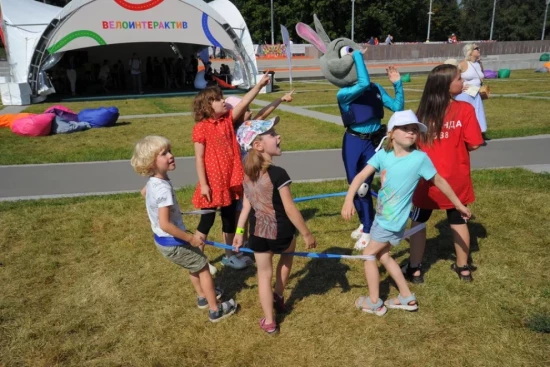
[44,105,75,114]
[11,113,55,137]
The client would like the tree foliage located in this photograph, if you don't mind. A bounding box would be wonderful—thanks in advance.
[36,0,550,42]
[217,0,549,43]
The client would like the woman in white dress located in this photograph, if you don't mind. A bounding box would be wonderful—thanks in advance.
[456,43,489,141]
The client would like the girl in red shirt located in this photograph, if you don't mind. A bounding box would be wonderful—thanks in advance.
[192,74,270,270]
[404,64,483,283]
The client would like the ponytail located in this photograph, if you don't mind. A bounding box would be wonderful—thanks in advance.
[244,147,270,182]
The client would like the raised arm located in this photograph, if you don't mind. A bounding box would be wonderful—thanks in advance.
[377,66,405,112]
[253,89,294,120]
[232,73,271,121]
[336,49,371,106]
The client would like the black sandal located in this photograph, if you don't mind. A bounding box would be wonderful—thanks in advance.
[402,262,424,284]
[451,263,473,282]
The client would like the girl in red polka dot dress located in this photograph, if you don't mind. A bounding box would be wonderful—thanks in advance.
[192,74,271,269]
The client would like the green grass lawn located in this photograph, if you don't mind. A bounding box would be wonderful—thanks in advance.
[0,110,343,165]
[1,69,549,165]
[24,96,197,115]
[1,169,549,366]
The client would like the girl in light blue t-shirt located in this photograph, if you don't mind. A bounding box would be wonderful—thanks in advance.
[341,110,471,316]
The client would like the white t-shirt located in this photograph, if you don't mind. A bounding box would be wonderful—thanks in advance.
[129,58,141,75]
[98,65,110,80]
[146,177,186,237]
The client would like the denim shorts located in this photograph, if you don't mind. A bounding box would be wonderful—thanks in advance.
[370,220,405,246]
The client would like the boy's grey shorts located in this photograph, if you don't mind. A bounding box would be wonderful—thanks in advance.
[155,242,208,273]
[370,221,405,246]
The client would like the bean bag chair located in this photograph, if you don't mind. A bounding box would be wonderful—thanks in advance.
[484,70,498,79]
[400,73,411,83]
[46,106,79,124]
[544,62,550,71]
[0,113,34,128]
[77,107,119,128]
[535,67,549,73]
[498,69,511,79]
[44,105,75,114]
[540,53,550,62]
[11,113,55,137]
[51,116,91,134]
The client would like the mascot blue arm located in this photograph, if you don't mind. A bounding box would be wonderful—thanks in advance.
[337,51,405,134]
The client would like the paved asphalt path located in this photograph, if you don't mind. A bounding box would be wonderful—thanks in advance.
[1,135,549,201]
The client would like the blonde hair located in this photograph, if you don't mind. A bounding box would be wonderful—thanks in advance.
[462,43,477,59]
[131,135,171,176]
[384,128,418,152]
[243,137,271,182]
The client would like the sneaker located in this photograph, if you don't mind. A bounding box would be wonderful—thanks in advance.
[221,255,248,270]
[197,287,224,309]
[402,262,424,284]
[354,232,371,250]
[209,299,238,323]
[351,224,364,240]
[208,263,218,276]
[259,317,279,335]
[273,292,288,314]
[235,252,255,265]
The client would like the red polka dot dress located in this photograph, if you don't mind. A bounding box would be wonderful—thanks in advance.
[192,110,244,209]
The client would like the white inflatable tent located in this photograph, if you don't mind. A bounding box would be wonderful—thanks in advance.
[0,0,258,105]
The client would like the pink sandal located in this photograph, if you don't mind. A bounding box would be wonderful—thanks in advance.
[259,318,279,335]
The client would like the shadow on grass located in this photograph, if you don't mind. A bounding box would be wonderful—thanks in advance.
[214,262,257,301]
[113,121,132,127]
[279,247,353,323]
[396,219,487,278]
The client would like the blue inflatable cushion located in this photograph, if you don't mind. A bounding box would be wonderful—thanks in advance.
[77,107,120,128]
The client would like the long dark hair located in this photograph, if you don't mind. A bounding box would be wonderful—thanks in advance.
[416,64,458,146]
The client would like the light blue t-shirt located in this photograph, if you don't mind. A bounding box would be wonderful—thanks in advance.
[368,149,437,232]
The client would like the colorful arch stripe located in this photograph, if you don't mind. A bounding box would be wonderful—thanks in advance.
[47,30,107,54]
[201,13,222,48]
[114,0,164,11]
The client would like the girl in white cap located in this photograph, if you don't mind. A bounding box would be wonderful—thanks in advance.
[341,110,471,316]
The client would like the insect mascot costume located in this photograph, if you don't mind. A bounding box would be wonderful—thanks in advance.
[296,16,405,249]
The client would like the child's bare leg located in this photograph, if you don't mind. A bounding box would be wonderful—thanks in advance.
[274,238,296,297]
[378,247,415,305]
[195,265,218,311]
[408,221,426,276]
[189,271,204,298]
[223,231,234,258]
[255,251,275,324]
[451,223,471,276]
[362,240,388,304]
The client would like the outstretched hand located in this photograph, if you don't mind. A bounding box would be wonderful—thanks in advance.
[281,89,295,102]
[258,73,271,87]
[386,65,401,83]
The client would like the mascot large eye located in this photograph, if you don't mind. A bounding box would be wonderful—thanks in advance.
[339,46,354,58]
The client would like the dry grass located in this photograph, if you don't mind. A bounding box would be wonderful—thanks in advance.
[1,169,549,366]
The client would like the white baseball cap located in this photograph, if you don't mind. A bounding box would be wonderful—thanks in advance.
[387,110,427,133]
